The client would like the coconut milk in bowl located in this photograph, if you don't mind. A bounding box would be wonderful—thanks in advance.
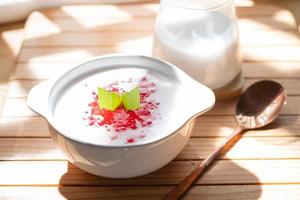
[54,68,181,146]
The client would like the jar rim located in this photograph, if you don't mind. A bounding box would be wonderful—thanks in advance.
[166,0,232,11]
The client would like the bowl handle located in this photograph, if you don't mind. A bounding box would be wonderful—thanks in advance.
[187,82,216,118]
[27,81,51,117]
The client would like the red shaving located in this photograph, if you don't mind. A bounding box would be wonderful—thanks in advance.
[126,138,136,143]
[85,76,160,143]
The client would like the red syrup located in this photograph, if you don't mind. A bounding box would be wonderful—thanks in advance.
[85,76,160,143]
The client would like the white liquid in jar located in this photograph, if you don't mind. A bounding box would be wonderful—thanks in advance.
[153,11,241,89]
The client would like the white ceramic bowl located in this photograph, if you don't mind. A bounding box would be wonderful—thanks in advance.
[27,54,215,178]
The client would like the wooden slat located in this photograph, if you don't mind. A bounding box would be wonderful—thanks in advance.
[242,62,300,78]
[240,30,300,46]
[1,136,300,161]
[0,57,14,77]
[17,47,150,63]
[10,62,300,80]
[25,16,155,35]
[1,98,37,117]
[238,15,296,30]
[6,78,300,98]
[24,15,296,37]
[0,117,49,137]
[40,4,159,19]
[236,5,294,17]
[7,80,41,97]
[188,185,300,200]
[0,115,298,138]
[178,137,300,160]
[0,186,169,200]
[0,58,13,109]
[11,62,91,80]
[17,46,300,63]
[243,46,300,62]
[207,96,299,116]
[23,32,153,47]
[2,185,300,200]
[39,4,292,18]
[195,115,300,137]
[22,30,300,47]
[1,95,299,117]
[1,160,300,185]
[0,138,63,160]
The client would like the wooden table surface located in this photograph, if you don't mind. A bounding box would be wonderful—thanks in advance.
[1,2,300,199]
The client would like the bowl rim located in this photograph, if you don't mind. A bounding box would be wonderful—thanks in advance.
[28,54,215,148]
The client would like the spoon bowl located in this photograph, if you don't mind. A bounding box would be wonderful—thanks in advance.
[236,80,286,129]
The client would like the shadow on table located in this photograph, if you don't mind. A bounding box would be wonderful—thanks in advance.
[252,0,300,30]
[58,160,262,199]
[58,132,262,200]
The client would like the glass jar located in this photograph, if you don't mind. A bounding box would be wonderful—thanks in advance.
[153,0,242,90]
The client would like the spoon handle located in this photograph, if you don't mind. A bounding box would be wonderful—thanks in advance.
[162,125,244,200]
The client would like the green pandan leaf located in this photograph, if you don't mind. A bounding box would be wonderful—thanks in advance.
[122,86,140,110]
[98,87,122,111]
